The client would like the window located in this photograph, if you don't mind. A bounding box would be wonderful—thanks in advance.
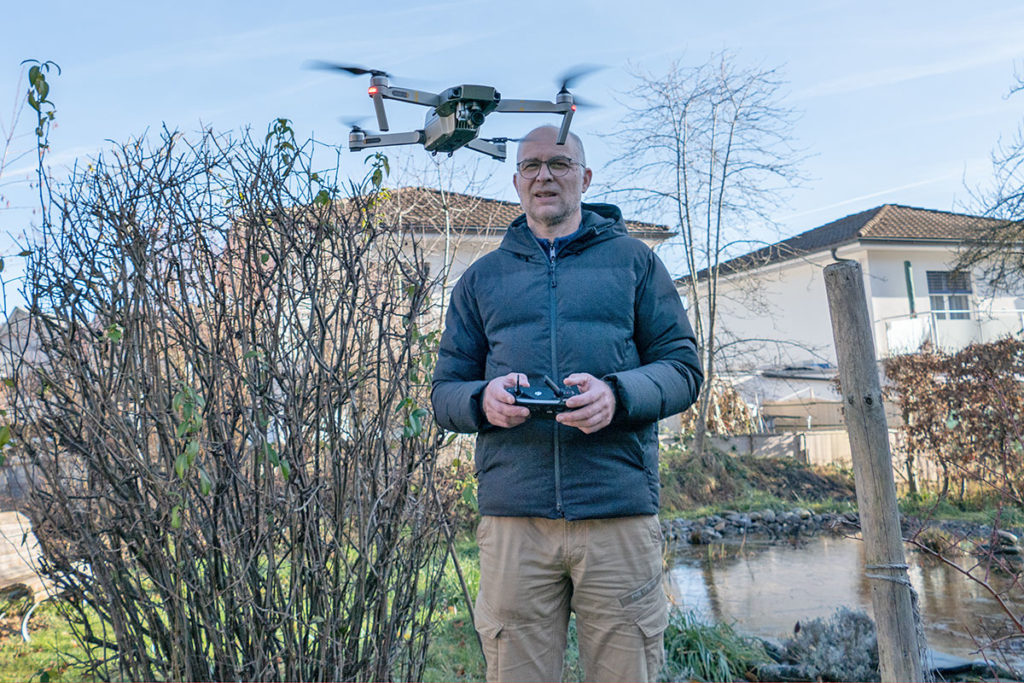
[926,270,971,320]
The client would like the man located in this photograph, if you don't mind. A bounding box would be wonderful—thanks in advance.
[431,125,703,682]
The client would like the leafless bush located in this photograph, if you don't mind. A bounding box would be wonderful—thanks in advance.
[10,123,456,681]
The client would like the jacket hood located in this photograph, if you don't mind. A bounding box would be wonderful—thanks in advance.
[501,202,627,257]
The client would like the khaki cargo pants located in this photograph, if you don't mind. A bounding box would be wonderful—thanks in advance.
[474,515,668,683]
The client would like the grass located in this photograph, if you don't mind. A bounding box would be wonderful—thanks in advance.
[661,609,769,682]
[423,538,485,682]
[899,489,1024,527]
[0,602,93,683]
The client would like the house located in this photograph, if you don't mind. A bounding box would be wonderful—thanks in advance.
[681,204,1023,436]
[383,187,673,289]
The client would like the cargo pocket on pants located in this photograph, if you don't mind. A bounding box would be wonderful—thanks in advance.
[636,595,668,680]
[474,609,504,677]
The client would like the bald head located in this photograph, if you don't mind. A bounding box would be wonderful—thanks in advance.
[512,125,593,240]
[517,125,586,167]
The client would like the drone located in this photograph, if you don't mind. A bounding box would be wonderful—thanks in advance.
[309,62,600,161]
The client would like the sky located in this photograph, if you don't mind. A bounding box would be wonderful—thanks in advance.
[1,0,1023,301]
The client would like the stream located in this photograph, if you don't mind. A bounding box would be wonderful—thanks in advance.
[666,534,1024,668]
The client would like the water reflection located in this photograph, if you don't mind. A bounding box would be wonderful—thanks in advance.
[666,535,1024,665]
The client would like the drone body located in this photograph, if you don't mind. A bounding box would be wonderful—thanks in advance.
[313,63,595,161]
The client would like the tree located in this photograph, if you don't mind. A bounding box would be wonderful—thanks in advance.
[604,53,805,454]
[956,72,1024,288]
[10,124,459,681]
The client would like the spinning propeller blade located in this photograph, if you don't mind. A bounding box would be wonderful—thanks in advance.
[556,64,605,94]
[306,60,391,78]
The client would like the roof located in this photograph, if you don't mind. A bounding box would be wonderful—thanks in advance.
[383,187,670,237]
[687,204,1002,281]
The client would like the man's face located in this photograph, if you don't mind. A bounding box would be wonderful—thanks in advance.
[513,129,592,232]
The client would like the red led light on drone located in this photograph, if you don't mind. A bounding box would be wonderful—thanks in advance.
[368,86,379,96]
[571,105,577,111]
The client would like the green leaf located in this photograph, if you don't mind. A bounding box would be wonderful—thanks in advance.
[185,439,199,466]
[280,459,291,481]
[260,253,270,264]
[170,505,182,529]
[174,452,188,479]
[105,323,123,343]
[198,468,212,496]
[263,443,279,466]
[29,65,40,84]
[17,249,31,257]
[461,486,477,511]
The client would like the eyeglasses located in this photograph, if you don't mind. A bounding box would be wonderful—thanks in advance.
[516,156,582,179]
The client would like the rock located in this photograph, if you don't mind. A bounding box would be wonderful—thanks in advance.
[996,529,1019,545]
[795,508,813,520]
[697,527,722,544]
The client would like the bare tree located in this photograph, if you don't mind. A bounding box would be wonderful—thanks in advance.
[10,123,458,681]
[604,53,806,455]
[957,72,1024,288]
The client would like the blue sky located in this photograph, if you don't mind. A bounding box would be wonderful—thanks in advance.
[1,0,1023,299]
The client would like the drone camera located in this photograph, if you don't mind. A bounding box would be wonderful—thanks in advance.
[462,103,487,127]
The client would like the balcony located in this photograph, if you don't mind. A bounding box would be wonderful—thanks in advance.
[881,309,1024,356]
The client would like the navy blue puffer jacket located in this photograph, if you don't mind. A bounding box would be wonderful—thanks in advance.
[431,203,703,520]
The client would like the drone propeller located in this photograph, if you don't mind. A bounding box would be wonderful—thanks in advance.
[306,60,392,78]
[339,116,371,131]
[557,64,604,94]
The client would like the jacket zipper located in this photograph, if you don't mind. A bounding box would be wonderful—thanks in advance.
[547,241,563,515]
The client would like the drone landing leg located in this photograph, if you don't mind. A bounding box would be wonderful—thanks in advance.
[556,108,575,146]
[372,93,390,131]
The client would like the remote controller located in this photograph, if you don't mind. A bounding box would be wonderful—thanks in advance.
[506,375,581,416]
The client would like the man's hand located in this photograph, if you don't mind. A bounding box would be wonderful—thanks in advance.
[556,373,616,434]
[482,373,531,428]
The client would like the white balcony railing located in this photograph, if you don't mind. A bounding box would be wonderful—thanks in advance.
[881,309,1024,356]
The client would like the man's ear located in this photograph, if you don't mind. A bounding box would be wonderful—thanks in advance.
[581,167,593,193]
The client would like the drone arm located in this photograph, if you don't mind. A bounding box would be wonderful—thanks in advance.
[349,130,426,152]
[376,85,442,108]
[464,138,507,161]
[495,99,570,114]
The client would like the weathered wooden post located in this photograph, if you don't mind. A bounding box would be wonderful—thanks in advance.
[824,260,925,682]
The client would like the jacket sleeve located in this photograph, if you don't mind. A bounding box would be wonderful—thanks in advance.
[430,274,490,433]
[604,250,703,424]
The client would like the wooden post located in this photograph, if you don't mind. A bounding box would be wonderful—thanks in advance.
[824,260,925,682]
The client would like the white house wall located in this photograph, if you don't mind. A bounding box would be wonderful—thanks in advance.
[704,242,1024,370]
[706,249,859,370]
